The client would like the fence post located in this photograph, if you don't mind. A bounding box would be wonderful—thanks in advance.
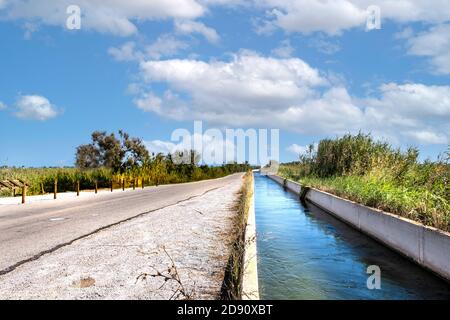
[76,181,80,196]
[110,179,113,192]
[122,178,125,191]
[133,179,136,190]
[22,186,26,204]
[54,180,57,199]
[95,181,98,194]
[142,177,144,189]
[13,188,16,197]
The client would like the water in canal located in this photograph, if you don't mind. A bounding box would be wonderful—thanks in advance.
[254,173,450,300]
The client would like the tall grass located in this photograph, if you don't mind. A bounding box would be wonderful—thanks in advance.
[0,162,250,197]
[279,133,450,231]
[0,167,113,196]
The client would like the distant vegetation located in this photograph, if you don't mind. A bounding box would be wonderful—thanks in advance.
[279,133,450,231]
[0,130,250,197]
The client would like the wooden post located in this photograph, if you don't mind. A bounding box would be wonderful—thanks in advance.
[54,180,57,199]
[141,177,144,189]
[41,182,45,195]
[122,178,125,191]
[13,188,16,197]
[95,181,98,194]
[76,181,80,196]
[110,179,113,192]
[21,186,26,204]
[133,179,136,190]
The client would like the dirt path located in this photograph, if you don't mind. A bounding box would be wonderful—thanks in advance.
[0,175,243,300]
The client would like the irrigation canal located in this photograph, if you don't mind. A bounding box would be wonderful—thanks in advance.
[254,173,450,299]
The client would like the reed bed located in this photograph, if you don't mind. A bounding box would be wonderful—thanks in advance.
[0,163,250,197]
[279,134,449,231]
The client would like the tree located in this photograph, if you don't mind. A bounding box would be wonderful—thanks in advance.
[75,144,100,169]
[119,130,150,170]
[91,131,123,169]
[75,130,149,171]
[171,149,201,165]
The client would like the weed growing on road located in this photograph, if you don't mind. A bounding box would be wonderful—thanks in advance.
[136,246,196,300]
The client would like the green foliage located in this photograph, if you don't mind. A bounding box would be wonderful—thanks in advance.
[0,167,113,196]
[75,130,150,171]
[0,160,250,197]
[279,134,450,231]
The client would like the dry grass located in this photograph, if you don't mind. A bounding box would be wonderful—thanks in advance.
[221,171,254,300]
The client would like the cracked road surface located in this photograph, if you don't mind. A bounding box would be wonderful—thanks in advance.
[0,174,242,275]
[0,173,244,299]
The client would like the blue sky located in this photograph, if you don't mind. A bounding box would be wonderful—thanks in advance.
[0,0,449,167]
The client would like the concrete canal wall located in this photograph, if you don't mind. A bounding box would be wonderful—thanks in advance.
[266,175,450,282]
[242,176,259,300]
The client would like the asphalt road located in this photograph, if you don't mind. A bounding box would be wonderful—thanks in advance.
[0,174,242,274]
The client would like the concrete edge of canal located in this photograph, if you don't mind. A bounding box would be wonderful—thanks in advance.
[242,172,260,300]
[267,174,450,283]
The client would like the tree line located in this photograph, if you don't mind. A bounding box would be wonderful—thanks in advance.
[75,130,250,183]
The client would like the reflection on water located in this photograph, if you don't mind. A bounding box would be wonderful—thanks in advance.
[254,173,450,300]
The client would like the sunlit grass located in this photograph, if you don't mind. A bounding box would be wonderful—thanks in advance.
[0,163,250,197]
[279,133,449,231]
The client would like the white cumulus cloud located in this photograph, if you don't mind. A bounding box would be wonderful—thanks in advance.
[363,83,450,145]
[109,36,188,62]
[2,0,450,37]
[287,143,318,156]
[403,131,448,145]
[137,51,327,125]
[146,35,189,59]
[406,24,450,75]
[14,95,60,121]
[145,139,176,155]
[130,50,449,146]
[287,144,307,155]
[256,0,450,35]
[175,20,220,43]
[108,42,143,62]
[0,0,206,36]
[271,39,294,58]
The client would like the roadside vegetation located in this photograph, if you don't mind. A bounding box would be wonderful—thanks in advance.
[221,171,253,300]
[0,130,251,197]
[279,133,450,232]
